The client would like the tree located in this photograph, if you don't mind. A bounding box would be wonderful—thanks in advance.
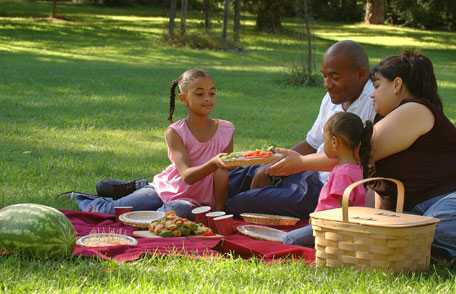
[222,0,229,41]
[302,0,313,79]
[168,0,177,38]
[256,0,286,33]
[287,0,318,86]
[365,0,385,24]
[180,0,188,36]
[51,0,58,18]
[233,0,241,43]
[203,0,210,32]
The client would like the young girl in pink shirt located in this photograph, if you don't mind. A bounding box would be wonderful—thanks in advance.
[75,69,234,218]
[283,112,372,246]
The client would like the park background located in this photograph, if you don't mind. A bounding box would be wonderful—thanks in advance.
[1,0,456,292]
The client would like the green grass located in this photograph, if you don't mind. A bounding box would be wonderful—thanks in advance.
[1,1,456,292]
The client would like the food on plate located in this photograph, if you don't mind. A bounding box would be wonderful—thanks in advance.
[77,233,137,247]
[148,211,213,237]
[220,146,280,165]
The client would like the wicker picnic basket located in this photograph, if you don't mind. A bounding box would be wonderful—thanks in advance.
[310,177,439,272]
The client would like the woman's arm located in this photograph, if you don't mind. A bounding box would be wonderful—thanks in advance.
[371,102,434,161]
[165,128,225,185]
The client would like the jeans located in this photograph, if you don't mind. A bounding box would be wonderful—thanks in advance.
[226,166,323,218]
[76,185,195,219]
[282,224,314,246]
[411,190,456,260]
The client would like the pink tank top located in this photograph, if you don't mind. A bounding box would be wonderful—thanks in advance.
[315,163,365,212]
[152,119,234,206]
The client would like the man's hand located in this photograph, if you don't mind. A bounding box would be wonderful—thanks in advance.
[265,148,305,176]
[250,166,272,189]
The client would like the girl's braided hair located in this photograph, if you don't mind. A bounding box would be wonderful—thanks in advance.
[168,69,211,123]
[325,112,373,179]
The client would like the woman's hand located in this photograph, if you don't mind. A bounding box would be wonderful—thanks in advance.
[265,148,305,176]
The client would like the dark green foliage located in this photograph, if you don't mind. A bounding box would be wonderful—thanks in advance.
[310,0,365,22]
[386,0,456,31]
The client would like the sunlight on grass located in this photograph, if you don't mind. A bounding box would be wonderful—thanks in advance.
[313,23,456,50]
[1,2,456,292]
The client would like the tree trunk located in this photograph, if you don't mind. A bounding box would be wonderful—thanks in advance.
[222,0,229,41]
[51,0,57,18]
[203,0,210,33]
[168,0,177,38]
[364,0,385,24]
[180,0,188,36]
[233,0,240,43]
[303,0,312,78]
[256,0,283,33]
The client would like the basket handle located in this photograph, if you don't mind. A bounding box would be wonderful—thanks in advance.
[342,177,405,222]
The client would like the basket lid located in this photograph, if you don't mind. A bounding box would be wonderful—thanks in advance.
[310,207,439,227]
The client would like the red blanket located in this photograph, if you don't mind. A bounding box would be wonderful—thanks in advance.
[63,210,315,264]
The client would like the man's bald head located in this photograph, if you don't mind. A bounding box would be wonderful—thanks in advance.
[321,40,370,106]
[325,40,369,71]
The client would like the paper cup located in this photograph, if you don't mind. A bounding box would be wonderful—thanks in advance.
[205,211,226,231]
[191,206,211,225]
[114,206,133,221]
[213,214,235,235]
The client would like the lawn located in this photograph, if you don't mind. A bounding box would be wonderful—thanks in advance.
[1,1,456,293]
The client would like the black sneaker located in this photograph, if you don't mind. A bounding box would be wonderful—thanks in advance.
[96,178,149,200]
[134,178,149,189]
[57,191,99,200]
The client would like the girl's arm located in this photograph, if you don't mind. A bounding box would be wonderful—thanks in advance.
[266,148,337,176]
[266,102,434,177]
[223,136,234,154]
[371,102,434,161]
[165,128,225,185]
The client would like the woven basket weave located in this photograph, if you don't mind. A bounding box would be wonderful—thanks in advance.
[310,177,439,272]
[240,213,300,226]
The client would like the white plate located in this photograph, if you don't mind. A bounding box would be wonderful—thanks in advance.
[76,233,137,247]
[119,210,165,228]
[237,225,286,242]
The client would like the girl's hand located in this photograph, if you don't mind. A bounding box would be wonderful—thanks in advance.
[211,153,229,169]
[265,148,304,176]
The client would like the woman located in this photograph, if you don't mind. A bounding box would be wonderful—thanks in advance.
[369,51,456,261]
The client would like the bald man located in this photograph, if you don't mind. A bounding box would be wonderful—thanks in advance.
[226,40,376,218]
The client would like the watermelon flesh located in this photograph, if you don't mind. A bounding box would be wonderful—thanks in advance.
[0,203,76,258]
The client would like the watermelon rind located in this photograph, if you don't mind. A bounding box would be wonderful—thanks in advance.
[0,203,76,258]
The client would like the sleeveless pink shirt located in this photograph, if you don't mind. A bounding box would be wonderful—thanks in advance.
[152,119,234,206]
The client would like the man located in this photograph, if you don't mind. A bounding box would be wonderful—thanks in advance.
[225,40,376,218]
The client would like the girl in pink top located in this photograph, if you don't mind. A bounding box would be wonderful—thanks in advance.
[153,68,234,211]
[283,112,372,246]
[75,69,234,218]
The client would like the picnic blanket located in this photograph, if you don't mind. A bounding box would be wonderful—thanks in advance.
[63,210,315,263]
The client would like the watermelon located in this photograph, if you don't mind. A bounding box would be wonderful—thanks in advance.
[0,203,76,258]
